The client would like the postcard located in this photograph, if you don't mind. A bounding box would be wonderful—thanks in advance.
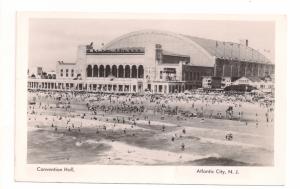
[15,12,286,185]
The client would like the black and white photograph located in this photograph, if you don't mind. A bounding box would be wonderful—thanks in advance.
[14,13,286,184]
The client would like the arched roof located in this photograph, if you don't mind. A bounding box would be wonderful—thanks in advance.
[183,35,271,64]
[104,29,212,57]
[103,29,271,65]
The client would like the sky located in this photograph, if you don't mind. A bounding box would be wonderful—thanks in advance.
[29,18,275,72]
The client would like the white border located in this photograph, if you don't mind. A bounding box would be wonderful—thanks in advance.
[14,12,286,185]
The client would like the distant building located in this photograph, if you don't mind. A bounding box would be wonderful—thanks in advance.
[221,77,232,89]
[47,71,56,79]
[232,76,257,86]
[232,76,274,93]
[56,61,81,80]
[37,67,43,76]
[259,75,275,93]
[28,66,43,79]
[202,76,212,89]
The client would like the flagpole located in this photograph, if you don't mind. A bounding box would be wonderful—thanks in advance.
[230,43,233,59]
[223,42,226,58]
[238,44,241,77]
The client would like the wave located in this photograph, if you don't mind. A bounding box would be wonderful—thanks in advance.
[186,157,258,166]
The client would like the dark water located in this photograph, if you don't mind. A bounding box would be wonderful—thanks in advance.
[186,157,255,166]
[28,127,271,166]
[27,129,111,164]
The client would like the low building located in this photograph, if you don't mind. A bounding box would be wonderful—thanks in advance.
[231,76,274,93]
[56,61,81,80]
[202,76,212,89]
[221,77,232,88]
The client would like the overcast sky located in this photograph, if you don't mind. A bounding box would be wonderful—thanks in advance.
[29,18,275,72]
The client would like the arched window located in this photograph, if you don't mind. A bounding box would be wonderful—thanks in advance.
[125,65,130,78]
[93,65,98,77]
[71,69,74,77]
[86,65,92,77]
[138,65,144,78]
[99,65,104,77]
[60,69,63,77]
[118,65,124,78]
[66,69,69,77]
[105,65,111,77]
[131,65,137,78]
[112,65,117,77]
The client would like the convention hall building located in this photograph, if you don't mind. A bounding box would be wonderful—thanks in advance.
[27,30,274,93]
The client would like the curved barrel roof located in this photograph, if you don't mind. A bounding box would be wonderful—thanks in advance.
[103,30,271,66]
[183,35,271,64]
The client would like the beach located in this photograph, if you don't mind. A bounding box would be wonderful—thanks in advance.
[27,91,274,165]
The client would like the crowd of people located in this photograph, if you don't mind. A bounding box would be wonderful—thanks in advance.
[28,89,274,124]
[29,91,274,144]
[27,89,275,164]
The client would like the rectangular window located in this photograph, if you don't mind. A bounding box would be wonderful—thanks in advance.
[159,85,162,92]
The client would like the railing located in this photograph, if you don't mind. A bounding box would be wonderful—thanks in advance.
[86,48,145,55]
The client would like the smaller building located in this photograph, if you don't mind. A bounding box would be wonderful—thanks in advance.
[46,71,56,79]
[221,77,232,89]
[56,61,80,80]
[28,66,43,79]
[37,67,43,76]
[202,76,212,89]
[202,76,231,89]
[232,76,257,86]
[232,76,274,93]
[259,75,275,93]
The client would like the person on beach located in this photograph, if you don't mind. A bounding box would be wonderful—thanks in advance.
[225,133,233,141]
[181,143,185,151]
[171,136,175,142]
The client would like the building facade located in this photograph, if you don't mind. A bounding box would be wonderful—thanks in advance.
[28,30,274,94]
